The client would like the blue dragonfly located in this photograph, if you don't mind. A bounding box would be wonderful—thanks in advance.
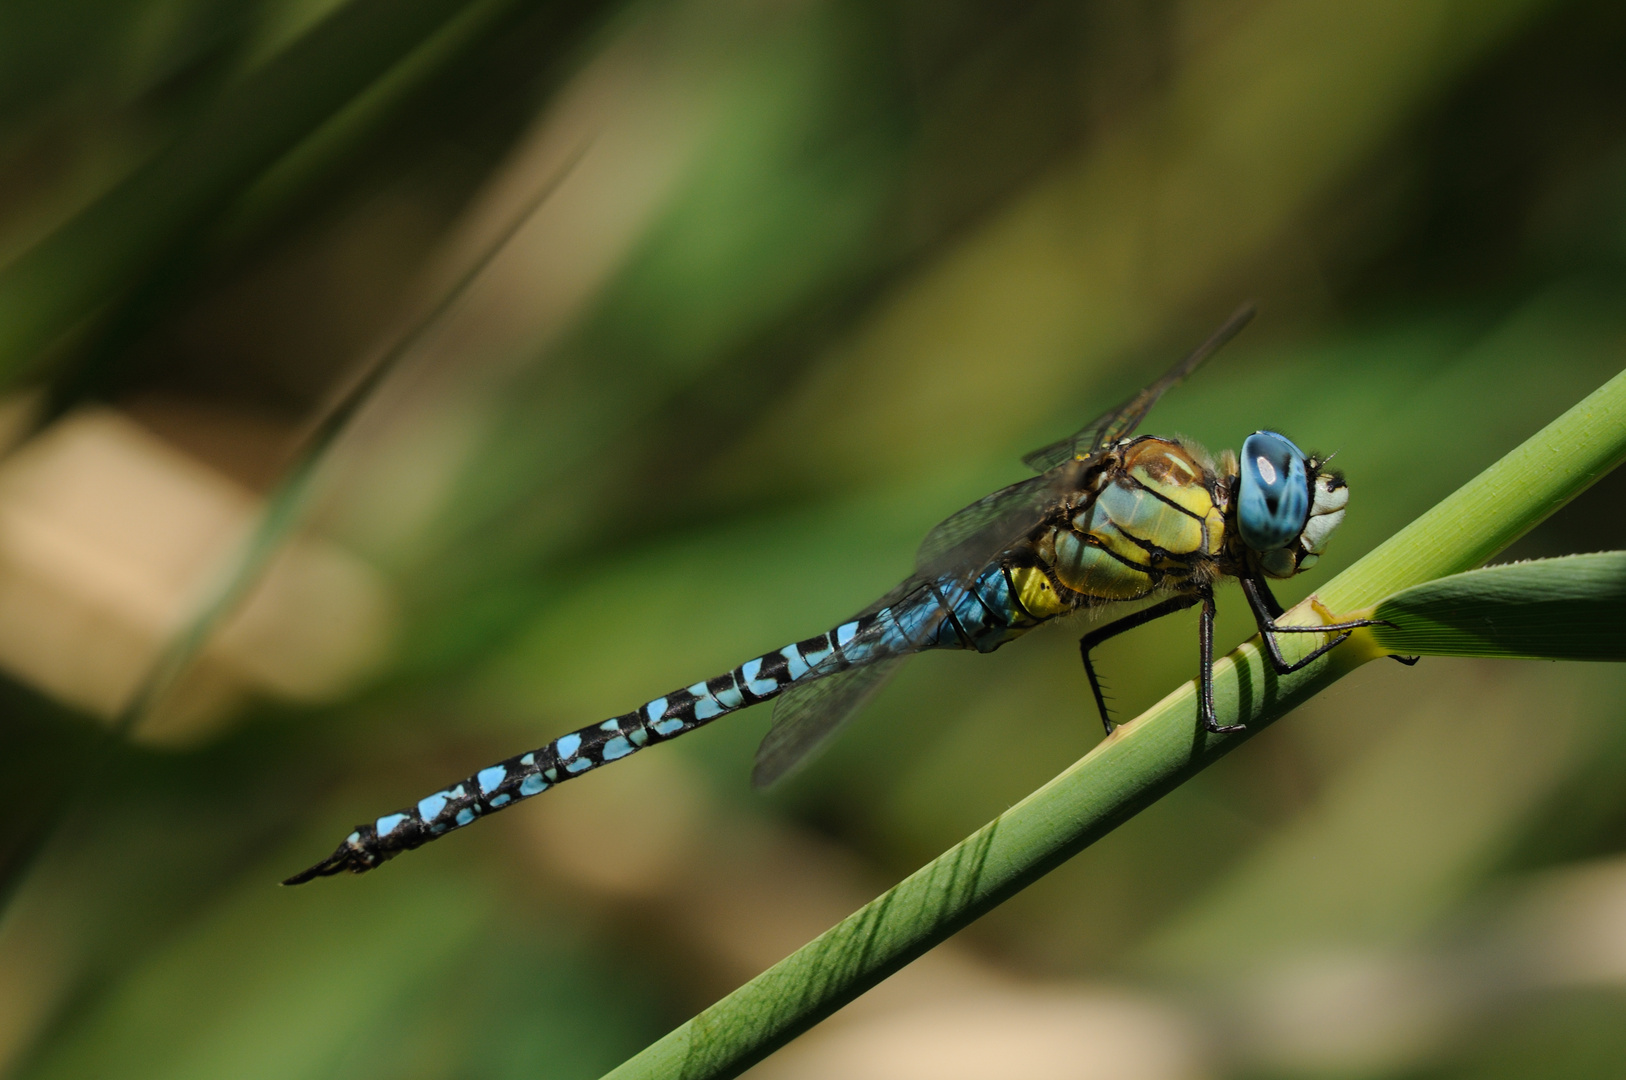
[286,305,1380,884]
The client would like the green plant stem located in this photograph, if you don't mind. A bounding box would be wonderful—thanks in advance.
[1320,369,1626,612]
[601,366,1626,1080]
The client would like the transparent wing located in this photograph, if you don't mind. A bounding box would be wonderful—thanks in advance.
[751,658,906,788]
[1020,303,1255,473]
[750,575,948,787]
[912,305,1255,580]
[913,470,1074,580]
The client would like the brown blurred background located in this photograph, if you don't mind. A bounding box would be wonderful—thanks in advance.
[0,0,1623,1077]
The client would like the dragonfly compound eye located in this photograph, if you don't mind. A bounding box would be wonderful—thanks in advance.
[1237,430,1311,551]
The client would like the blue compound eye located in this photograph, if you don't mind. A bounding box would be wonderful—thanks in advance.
[1238,431,1310,551]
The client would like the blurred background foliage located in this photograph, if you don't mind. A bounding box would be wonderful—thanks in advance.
[0,0,1624,1077]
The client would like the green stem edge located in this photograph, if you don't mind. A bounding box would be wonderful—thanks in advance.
[602,366,1626,1080]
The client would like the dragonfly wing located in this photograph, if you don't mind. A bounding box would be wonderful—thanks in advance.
[751,575,951,788]
[750,307,1257,789]
[914,469,1077,580]
[916,305,1253,581]
[752,657,906,787]
[1021,303,1255,473]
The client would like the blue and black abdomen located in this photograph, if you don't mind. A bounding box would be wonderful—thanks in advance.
[285,562,1045,883]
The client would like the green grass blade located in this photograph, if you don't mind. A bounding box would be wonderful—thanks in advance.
[114,143,585,739]
[599,366,1626,1080]
[0,0,531,386]
[0,151,582,914]
[1371,551,1626,661]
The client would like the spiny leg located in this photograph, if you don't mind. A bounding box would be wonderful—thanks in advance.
[1239,576,1386,675]
[1079,593,1201,734]
[1197,587,1242,734]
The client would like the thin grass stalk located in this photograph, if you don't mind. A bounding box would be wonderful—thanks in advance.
[0,0,535,386]
[0,151,583,914]
[600,365,1626,1080]
[112,142,588,740]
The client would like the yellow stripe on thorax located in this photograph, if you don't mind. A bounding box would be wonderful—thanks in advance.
[1007,564,1069,618]
[1047,530,1157,600]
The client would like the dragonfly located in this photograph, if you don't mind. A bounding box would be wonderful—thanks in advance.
[286,303,1380,884]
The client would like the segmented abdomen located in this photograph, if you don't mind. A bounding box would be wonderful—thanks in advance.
[285,563,1045,882]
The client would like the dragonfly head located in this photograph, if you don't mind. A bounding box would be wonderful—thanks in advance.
[1236,430,1347,579]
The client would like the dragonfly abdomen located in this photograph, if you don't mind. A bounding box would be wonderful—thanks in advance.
[285,311,1295,884]
[927,562,1044,652]
[285,577,1012,883]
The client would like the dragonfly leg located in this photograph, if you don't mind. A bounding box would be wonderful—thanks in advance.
[1250,572,1286,619]
[1198,587,1244,734]
[1079,593,1201,734]
[1239,576,1386,675]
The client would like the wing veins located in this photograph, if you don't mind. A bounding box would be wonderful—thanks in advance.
[1021,303,1255,473]
[755,305,1255,781]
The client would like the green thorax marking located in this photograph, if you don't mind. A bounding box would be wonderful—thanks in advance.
[1034,437,1229,607]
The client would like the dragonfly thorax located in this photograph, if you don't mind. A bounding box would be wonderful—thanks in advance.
[1022,437,1230,609]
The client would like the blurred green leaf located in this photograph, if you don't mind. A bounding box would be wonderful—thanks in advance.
[19,869,489,1080]
[1372,551,1626,661]
[0,0,544,386]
